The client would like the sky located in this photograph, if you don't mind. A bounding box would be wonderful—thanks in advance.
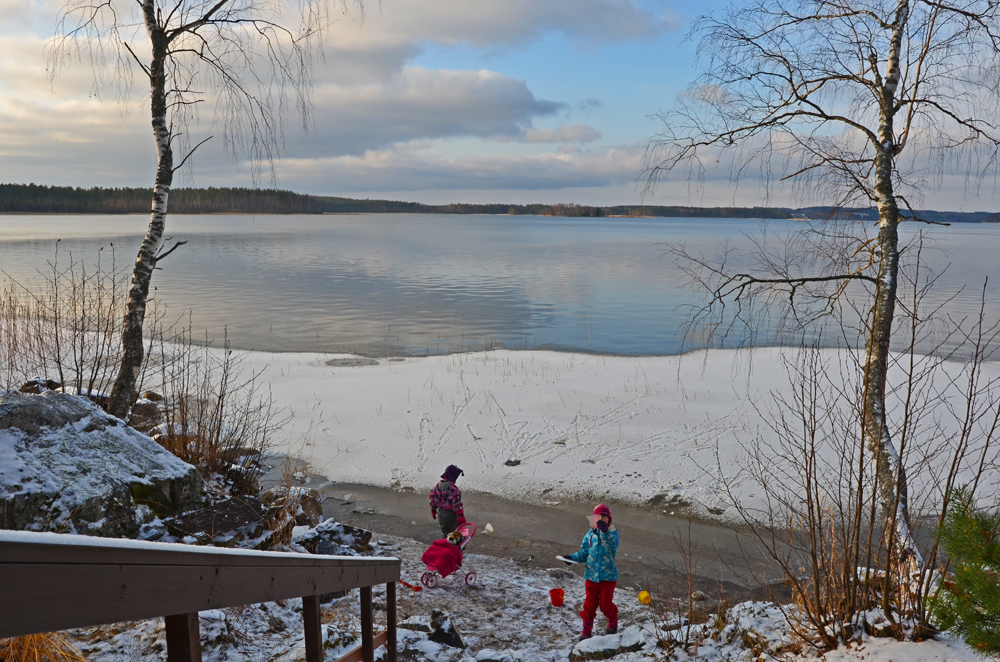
[0,0,997,210]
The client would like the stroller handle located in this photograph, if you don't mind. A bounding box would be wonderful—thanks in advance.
[456,522,476,542]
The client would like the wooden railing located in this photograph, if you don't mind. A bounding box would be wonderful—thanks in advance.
[0,530,400,662]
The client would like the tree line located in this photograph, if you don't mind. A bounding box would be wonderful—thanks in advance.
[0,184,326,214]
[3,184,995,221]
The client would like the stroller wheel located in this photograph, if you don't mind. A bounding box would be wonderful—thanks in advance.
[464,571,477,586]
[421,572,439,588]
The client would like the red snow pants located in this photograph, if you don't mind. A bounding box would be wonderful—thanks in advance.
[580,580,618,635]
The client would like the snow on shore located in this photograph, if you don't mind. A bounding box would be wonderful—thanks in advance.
[67,533,983,662]
[243,347,1000,517]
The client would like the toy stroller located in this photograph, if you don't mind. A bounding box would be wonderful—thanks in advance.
[420,522,477,587]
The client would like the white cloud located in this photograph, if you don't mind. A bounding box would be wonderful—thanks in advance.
[276,144,643,192]
[523,124,602,144]
[289,67,564,155]
[328,0,676,50]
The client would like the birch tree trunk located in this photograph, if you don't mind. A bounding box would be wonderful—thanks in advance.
[107,7,171,419]
[862,0,923,570]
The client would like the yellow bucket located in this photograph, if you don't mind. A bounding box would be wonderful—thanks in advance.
[638,590,651,605]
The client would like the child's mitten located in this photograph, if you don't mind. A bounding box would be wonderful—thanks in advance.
[596,520,609,533]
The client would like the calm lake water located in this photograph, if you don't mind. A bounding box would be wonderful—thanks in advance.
[1,213,998,356]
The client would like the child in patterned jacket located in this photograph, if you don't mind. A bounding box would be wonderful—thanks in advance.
[429,464,466,536]
[558,504,619,640]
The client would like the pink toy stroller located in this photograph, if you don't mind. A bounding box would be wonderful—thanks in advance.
[420,522,477,587]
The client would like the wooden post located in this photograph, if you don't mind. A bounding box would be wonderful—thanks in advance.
[165,613,202,662]
[386,582,397,662]
[360,586,374,662]
[303,595,323,662]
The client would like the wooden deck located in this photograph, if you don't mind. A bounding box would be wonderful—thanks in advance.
[0,530,400,662]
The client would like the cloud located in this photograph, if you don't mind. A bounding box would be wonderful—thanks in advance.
[327,0,677,51]
[276,144,643,192]
[523,124,601,144]
[291,67,564,155]
[0,0,675,197]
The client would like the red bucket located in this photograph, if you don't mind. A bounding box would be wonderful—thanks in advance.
[549,588,565,607]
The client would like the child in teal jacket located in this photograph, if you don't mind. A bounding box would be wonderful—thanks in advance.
[558,504,619,640]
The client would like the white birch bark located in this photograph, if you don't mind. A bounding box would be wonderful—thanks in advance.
[863,0,923,571]
[107,4,171,419]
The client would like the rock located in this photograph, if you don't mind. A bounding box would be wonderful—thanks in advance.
[313,519,372,553]
[18,378,62,394]
[0,391,204,537]
[129,399,163,433]
[260,486,323,527]
[427,609,465,649]
[292,525,321,552]
[164,496,266,547]
[398,616,431,633]
[316,539,358,556]
[569,626,645,661]
[474,649,515,662]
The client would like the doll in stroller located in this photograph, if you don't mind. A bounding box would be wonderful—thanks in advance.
[419,522,477,587]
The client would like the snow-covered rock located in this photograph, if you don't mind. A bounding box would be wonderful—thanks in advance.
[569,626,645,661]
[428,609,465,649]
[0,391,204,537]
[400,615,432,633]
[474,649,516,662]
[314,518,373,552]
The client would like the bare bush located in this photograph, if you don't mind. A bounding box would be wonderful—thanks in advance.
[723,276,1000,647]
[1,247,129,397]
[149,325,287,495]
[2,252,287,496]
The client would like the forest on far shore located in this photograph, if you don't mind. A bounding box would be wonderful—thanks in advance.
[1,183,997,223]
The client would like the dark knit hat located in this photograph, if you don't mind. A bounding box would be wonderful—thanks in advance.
[441,465,464,482]
[593,503,612,524]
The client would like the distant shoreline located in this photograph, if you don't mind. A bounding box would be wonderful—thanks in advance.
[2,183,996,222]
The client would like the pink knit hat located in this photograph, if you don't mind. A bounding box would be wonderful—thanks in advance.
[593,504,612,524]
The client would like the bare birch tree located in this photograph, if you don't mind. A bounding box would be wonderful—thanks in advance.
[47,0,363,418]
[642,0,1000,567]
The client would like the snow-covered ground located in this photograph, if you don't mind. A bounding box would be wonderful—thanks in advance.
[239,347,1000,518]
[67,532,983,662]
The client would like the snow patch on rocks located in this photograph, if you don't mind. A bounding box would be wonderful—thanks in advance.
[0,391,204,536]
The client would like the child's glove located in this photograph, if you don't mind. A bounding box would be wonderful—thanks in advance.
[457,513,467,525]
[431,509,437,520]
[556,555,576,566]
[596,520,609,533]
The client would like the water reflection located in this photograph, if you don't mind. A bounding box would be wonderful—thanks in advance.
[0,214,997,357]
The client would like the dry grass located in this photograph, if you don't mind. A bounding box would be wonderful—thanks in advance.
[2,250,287,498]
[0,633,86,662]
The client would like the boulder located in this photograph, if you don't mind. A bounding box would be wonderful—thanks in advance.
[0,391,204,537]
[427,609,465,649]
[569,626,644,661]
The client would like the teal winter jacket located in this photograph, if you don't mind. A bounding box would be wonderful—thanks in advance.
[569,526,619,582]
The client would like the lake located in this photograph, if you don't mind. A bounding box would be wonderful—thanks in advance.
[1,213,998,357]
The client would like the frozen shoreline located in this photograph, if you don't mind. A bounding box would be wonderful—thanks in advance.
[242,346,1000,519]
